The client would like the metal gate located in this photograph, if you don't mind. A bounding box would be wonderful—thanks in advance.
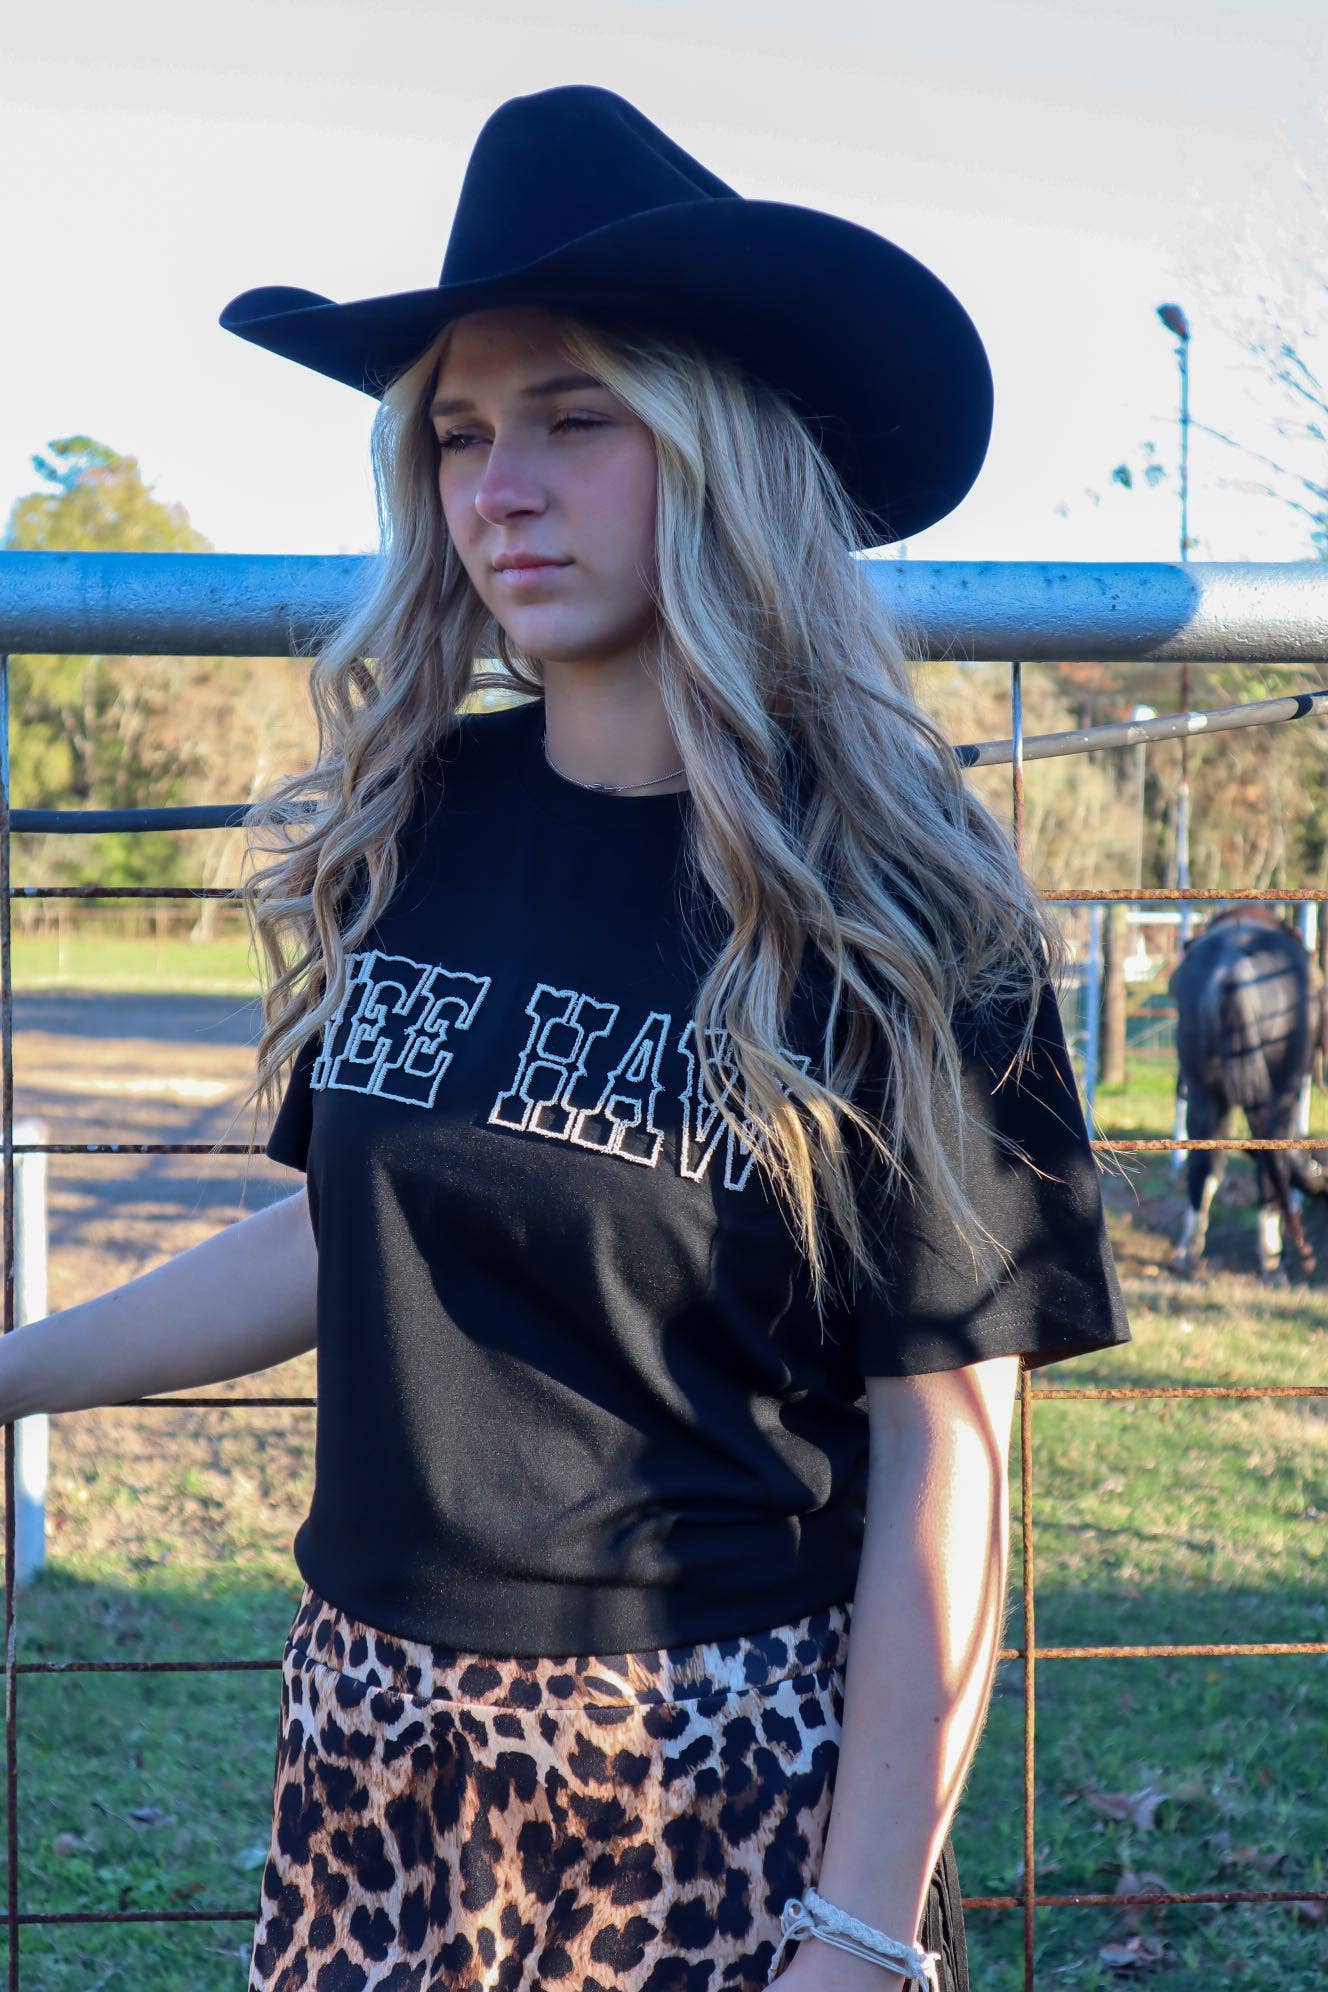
[2,553,1326,1988]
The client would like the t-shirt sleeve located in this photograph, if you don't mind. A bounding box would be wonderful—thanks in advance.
[851,979,1132,1377]
[264,1030,319,1173]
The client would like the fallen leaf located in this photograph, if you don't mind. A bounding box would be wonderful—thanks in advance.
[1289,1898,1325,1925]
[1080,1785,1133,1821]
[51,1833,88,1857]
[1076,1782,1170,1831]
[1125,1786,1168,1832]
[1098,1933,1173,1976]
[1114,1871,1173,1930]
[1012,1848,1060,1885]
[1083,1784,1170,1824]
[1218,1843,1292,1873]
[126,1805,175,1828]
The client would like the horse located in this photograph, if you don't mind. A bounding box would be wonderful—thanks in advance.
[1169,908,1327,1280]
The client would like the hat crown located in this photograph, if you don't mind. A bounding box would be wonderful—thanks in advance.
[219,83,994,544]
[440,85,739,286]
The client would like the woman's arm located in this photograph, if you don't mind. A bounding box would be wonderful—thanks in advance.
[776,1353,1020,1990]
[0,1185,318,1421]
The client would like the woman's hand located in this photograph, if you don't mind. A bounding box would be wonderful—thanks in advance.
[769,1945,906,1992]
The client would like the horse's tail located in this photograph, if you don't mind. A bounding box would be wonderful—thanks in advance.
[1214,954,1277,1108]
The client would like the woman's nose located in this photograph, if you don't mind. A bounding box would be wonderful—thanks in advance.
[472,440,548,524]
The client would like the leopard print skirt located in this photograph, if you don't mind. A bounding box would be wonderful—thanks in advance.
[247,1582,968,1991]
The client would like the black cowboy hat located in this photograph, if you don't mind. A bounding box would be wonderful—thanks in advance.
[219,84,993,548]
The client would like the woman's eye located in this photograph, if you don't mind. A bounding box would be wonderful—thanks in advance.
[436,415,606,454]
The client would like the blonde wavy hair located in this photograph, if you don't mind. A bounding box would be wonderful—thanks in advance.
[227,305,1065,1321]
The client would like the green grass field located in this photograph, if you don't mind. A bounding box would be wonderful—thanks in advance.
[2,955,1325,1988]
[10,926,264,997]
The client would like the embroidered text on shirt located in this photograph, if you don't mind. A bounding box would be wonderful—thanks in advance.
[310,947,809,1193]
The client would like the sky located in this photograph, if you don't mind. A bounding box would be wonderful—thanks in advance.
[2,0,1325,565]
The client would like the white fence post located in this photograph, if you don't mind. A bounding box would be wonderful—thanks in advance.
[13,1117,49,1584]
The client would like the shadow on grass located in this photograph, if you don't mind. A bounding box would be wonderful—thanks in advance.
[12,988,265,1050]
[1099,1139,1328,1285]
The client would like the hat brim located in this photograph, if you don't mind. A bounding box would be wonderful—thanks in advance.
[219,200,992,546]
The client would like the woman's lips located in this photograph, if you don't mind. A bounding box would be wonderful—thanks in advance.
[494,562,571,587]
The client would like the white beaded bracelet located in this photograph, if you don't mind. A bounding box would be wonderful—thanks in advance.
[767,1886,943,1988]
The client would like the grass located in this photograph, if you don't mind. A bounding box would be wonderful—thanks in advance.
[11,929,262,997]
[962,1308,1326,1989]
[7,1377,316,1989]
[2,975,1326,1988]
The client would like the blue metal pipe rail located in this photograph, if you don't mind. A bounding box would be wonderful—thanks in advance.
[1,551,1326,663]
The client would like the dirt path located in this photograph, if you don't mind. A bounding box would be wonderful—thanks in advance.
[7,988,296,1318]
[3,990,315,1609]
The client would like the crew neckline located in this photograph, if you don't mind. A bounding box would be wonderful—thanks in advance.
[515,696,693,826]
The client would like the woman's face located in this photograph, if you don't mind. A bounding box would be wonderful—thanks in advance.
[430,306,660,674]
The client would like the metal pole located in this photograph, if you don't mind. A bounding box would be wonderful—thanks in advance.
[1011,661,1024,857]
[3,552,1328,663]
[1083,903,1104,1123]
[1131,705,1156,893]
[1163,307,1196,1171]
[1007,657,1039,1992]
[1179,331,1191,565]
[959,683,1328,773]
[1,651,18,1990]
[1129,705,1156,1077]
[13,1122,49,1584]
[1177,325,1194,951]
[1175,768,1191,936]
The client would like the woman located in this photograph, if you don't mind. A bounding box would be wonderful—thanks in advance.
[220,85,1134,1992]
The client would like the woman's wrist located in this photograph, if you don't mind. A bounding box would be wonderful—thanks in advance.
[0,1323,44,1423]
[812,1858,926,1957]
[774,1942,904,1990]
[768,1887,938,1990]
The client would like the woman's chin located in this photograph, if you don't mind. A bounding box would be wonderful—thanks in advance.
[494,615,649,668]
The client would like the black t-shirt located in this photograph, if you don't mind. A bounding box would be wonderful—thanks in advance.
[265,696,1130,1656]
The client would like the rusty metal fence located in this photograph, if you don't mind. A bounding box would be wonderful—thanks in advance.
[1,552,1327,1989]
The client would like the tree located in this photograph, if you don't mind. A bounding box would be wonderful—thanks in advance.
[8,437,212,554]
[1218,307,1327,562]
[1104,267,1327,565]
[2,438,318,920]
[1111,399,1326,565]
[914,658,1142,896]
[3,438,211,893]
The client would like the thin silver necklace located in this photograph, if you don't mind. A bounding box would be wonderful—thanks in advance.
[542,729,687,795]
